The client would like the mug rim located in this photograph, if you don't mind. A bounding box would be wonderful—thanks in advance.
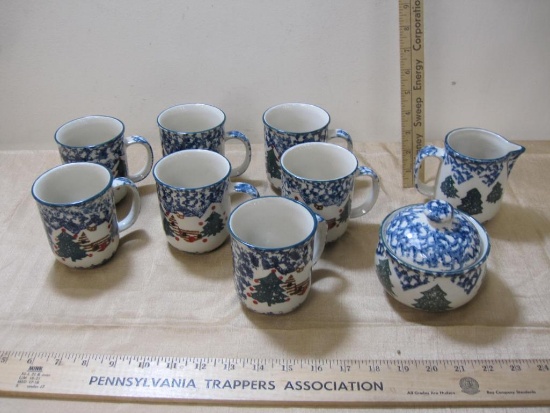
[228,196,318,251]
[32,162,113,208]
[281,142,358,182]
[152,149,231,190]
[54,115,125,148]
[157,103,226,134]
[262,102,331,135]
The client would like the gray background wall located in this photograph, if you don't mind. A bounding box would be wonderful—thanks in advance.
[1,0,549,150]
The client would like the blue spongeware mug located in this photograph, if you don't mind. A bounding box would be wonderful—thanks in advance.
[55,115,154,202]
[229,196,327,315]
[263,103,354,190]
[414,127,525,223]
[281,142,380,242]
[32,162,141,269]
[153,149,259,253]
[157,103,252,177]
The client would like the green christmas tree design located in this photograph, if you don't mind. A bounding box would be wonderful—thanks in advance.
[250,272,289,307]
[486,182,503,203]
[440,176,459,198]
[112,158,127,178]
[376,259,396,296]
[457,188,483,216]
[162,213,174,237]
[266,147,281,180]
[55,230,88,262]
[413,285,452,312]
[201,211,225,237]
[337,199,351,225]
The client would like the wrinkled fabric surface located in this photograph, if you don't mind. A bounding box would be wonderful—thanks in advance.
[1,142,549,412]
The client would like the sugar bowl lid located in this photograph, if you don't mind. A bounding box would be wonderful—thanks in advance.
[382,200,482,272]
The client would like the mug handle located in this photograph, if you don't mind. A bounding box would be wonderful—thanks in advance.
[230,182,260,199]
[124,135,154,182]
[327,129,353,151]
[225,130,252,177]
[112,177,141,232]
[350,166,380,219]
[414,145,445,198]
[312,214,328,265]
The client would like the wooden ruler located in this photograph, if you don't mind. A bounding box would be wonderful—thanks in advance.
[399,0,425,188]
[1,351,549,407]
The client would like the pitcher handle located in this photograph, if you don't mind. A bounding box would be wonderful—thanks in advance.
[414,145,445,198]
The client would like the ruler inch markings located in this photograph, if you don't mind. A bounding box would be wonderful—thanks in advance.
[1,351,549,406]
[399,0,425,188]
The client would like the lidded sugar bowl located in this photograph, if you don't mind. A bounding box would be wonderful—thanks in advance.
[375,199,490,311]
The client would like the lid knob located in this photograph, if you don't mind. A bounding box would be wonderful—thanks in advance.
[424,200,453,224]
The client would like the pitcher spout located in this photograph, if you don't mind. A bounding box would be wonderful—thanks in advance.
[504,141,525,177]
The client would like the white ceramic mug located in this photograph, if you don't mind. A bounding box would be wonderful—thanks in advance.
[153,149,259,253]
[263,103,354,189]
[157,103,252,177]
[229,196,327,315]
[281,142,380,242]
[55,115,153,202]
[32,162,141,268]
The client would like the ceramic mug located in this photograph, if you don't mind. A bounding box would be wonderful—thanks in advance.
[55,115,153,202]
[153,149,259,253]
[281,142,380,242]
[229,196,327,315]
[414,127,525,223]
[263,103,354,189]
[157,103,252,177]
[32,162,141,268]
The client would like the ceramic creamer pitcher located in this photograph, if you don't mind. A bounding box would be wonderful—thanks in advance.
[414,127,525,223]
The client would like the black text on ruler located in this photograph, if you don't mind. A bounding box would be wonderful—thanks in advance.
[399,0,425,188]
[1,352,550,406]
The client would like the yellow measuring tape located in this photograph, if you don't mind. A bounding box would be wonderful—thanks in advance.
[399,0,425,188]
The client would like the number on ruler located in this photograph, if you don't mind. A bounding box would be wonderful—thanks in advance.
[399,0,425,188]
